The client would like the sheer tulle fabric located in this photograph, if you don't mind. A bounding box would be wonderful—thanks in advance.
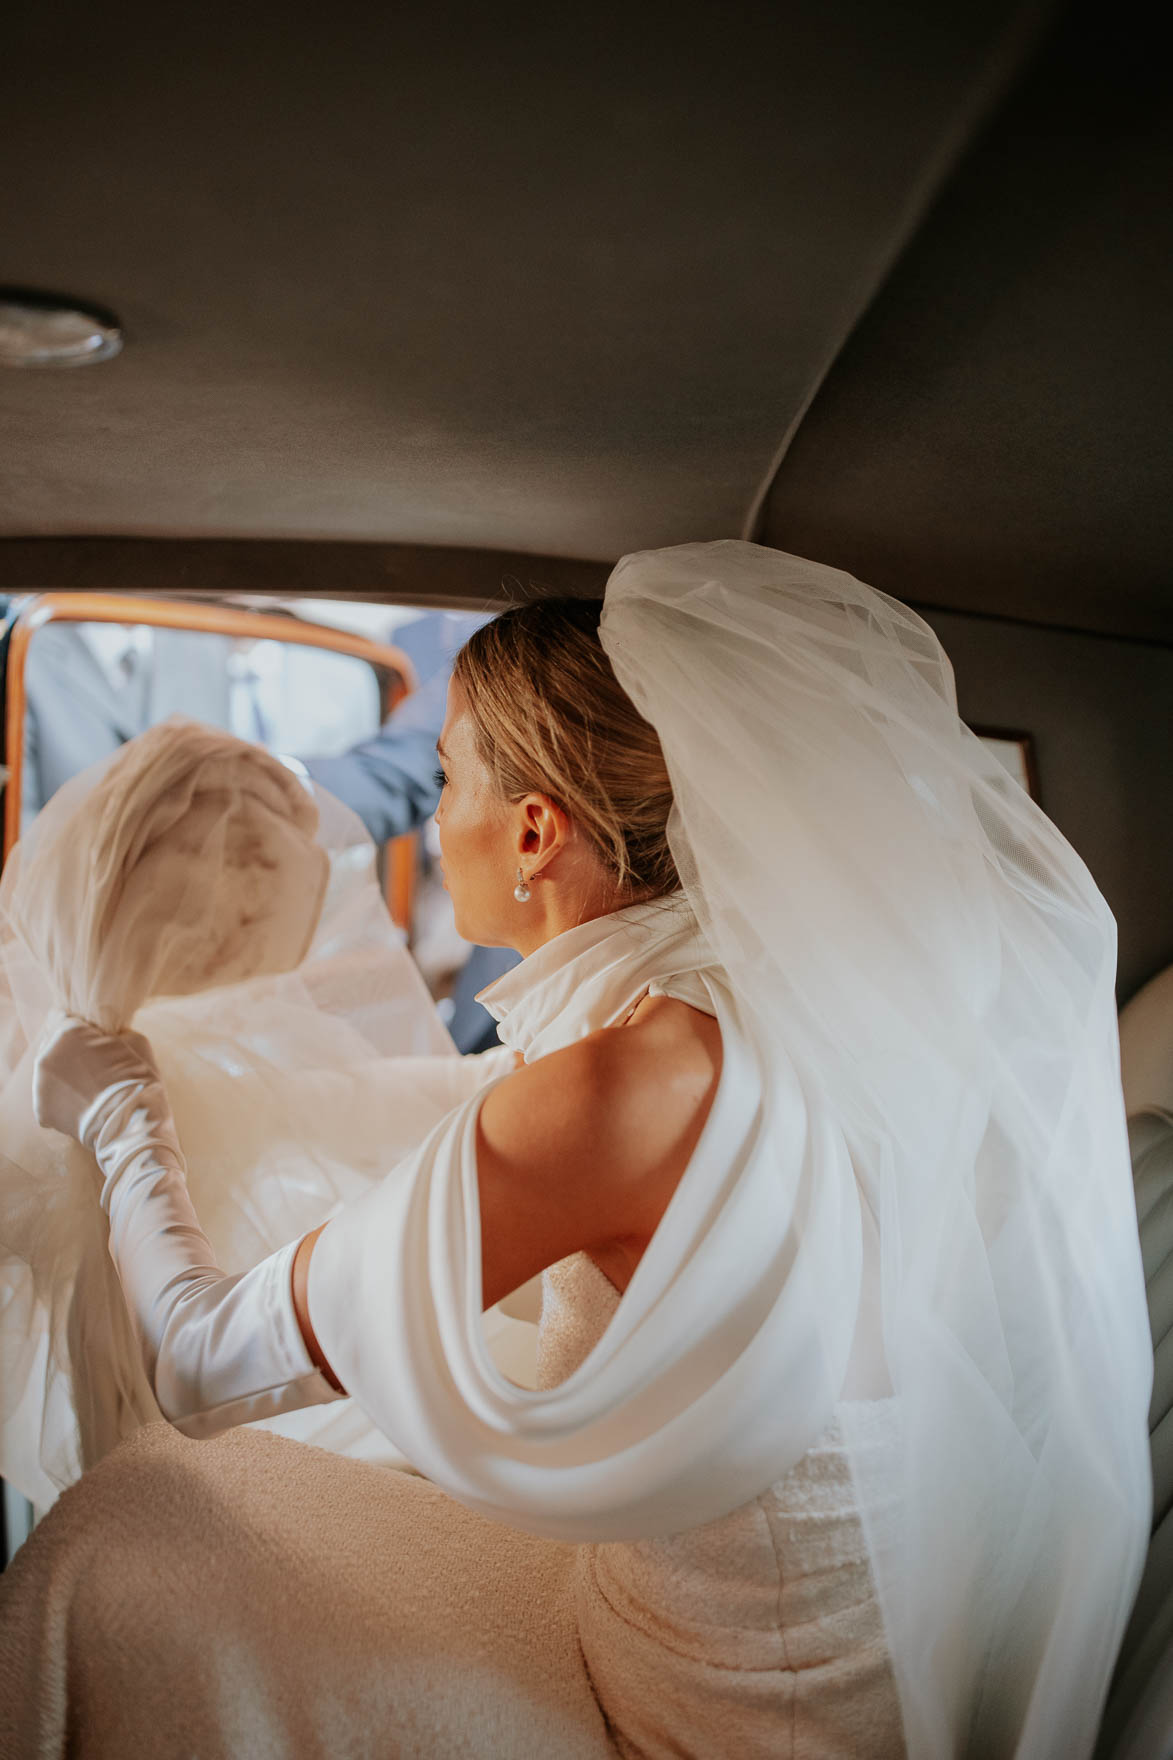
[597,541,1153,1758]
[4,717,331,1032]
[0,723,504,1502]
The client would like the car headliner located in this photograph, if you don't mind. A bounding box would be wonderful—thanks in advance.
[0,0,1168,639]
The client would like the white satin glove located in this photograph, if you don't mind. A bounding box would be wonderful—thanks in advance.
[33,1013,343,1437]
[34,1014,183,1182]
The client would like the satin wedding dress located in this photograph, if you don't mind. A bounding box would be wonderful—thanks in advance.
[0,896,903,1760]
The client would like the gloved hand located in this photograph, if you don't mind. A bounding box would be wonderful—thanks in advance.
[31,1010,343,1435]
[34,1013,182,1196]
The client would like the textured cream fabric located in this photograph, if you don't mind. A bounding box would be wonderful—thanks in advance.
[0,1250,902,1760]
[0,1422,614,1760]
[541,1253,904,1760]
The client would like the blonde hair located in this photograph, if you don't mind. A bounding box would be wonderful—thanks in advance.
[453,598,679,899]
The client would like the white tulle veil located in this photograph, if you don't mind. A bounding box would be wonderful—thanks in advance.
[598,541,1152,1759]
[0,720,519,1503]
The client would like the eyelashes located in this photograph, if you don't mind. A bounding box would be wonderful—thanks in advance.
[433,767,448,789]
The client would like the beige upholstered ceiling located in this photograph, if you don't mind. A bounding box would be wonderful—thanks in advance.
[1,0,1168,635]
[760,0,1173,640]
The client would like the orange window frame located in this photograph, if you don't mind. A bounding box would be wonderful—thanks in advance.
[2,592,420,931]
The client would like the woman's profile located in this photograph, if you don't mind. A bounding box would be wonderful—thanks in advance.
[0,541,1153,1759]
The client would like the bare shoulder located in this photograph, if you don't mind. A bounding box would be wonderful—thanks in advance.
[482,999,721,1176]
[475,999,722,1303]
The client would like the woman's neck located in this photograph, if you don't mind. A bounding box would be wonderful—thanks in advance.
[511,882,635,958]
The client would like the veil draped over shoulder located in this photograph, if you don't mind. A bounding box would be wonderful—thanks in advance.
[0,719,513,1501]
[598,541,1153,1758]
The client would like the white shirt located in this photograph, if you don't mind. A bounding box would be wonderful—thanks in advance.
[78,623,153,697]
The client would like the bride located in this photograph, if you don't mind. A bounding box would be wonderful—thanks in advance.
[0,541,1152,1759]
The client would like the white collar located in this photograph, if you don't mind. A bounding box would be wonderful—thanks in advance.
[476,892,718,1063]
[79,622,152,694]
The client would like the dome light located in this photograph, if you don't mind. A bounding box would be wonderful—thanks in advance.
[0,289,122,368]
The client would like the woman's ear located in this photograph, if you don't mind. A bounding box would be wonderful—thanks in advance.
[516,794,572,868]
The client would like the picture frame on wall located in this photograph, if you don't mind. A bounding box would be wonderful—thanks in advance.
[974,728,1041,804]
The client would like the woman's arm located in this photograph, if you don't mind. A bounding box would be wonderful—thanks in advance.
[37,1001,718,1433]
[34,1015,345,1434]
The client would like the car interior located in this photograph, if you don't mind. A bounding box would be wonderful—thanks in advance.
[1,1,1169,1752]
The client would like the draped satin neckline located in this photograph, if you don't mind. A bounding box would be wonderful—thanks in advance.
[476,893,720,1064]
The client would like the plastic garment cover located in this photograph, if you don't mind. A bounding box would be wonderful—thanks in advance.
[0,719,506,1502]
[308,541,1152,1760]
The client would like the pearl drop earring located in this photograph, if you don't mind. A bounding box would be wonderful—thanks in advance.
[513,867,532,903]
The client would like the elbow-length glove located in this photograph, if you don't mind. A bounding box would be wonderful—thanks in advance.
[33,1013,344,1437]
